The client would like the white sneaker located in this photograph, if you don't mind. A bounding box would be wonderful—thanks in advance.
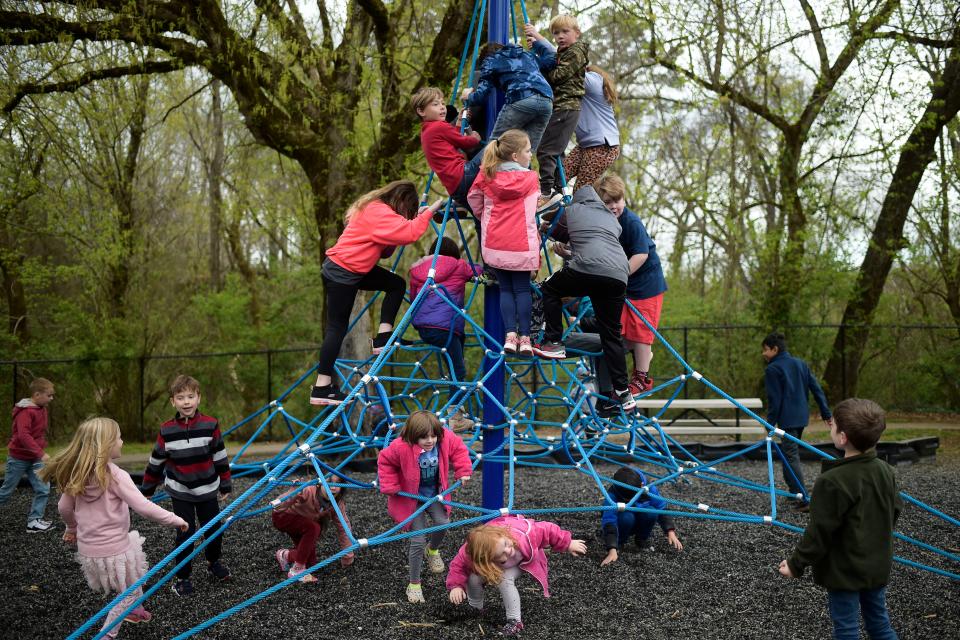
[536,193,563,214]
[406,583,426,603]
[26,519,53,533]
[424,548,445,574]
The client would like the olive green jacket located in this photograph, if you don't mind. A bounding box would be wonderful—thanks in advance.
[532,40,589,111]
[787,450,903,591]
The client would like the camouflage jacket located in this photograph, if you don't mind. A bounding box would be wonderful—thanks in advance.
[466,44,553,109]
[532,40,589,111]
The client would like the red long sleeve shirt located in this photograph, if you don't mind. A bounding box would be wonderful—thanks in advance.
[420,120,481,196]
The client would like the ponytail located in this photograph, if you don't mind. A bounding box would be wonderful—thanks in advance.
[587,65,618,107]
[479,129,530,180]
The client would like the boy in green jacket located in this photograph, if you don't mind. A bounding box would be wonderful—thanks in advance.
[778,398,903,640]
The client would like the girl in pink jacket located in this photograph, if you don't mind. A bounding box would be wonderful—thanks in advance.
[468,129,541,356]
[377,410,473,603]
[313,180,442,407]
[446,515,587,636]
[41,417,187,639]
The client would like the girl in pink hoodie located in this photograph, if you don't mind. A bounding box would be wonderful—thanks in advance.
[468,129,541,356]
[446,515,587,636]
[377,410,473,603]
[41,417,187,639]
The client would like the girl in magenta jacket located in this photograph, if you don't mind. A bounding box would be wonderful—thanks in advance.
[41,417,188,639]
[468,129,541,356]
[377,410,473,603]
[446,515,587,636]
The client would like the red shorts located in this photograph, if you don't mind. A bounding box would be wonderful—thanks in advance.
[621,293,663,344]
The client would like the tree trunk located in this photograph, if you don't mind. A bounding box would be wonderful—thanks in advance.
[207,79,224,291]
[823,29,960,399]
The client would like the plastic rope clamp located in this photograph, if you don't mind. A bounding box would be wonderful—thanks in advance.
[476,453,483,460]
[765,436,773,442]
[360,374,372,384]
[763,515,773,524]
[617,502,626,512]
[427,268,436,279]
[499,507,509,516]
[697,503,710,512]
[691,371,703,380]
[270,499,281,507]
[298,443,310,453]
[774,428,786,437]
[358,538,369,550]
[269,399,278,408]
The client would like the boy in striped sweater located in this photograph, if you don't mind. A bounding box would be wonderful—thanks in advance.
[142,375,232,596]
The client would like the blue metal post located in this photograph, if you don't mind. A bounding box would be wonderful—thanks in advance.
[481,0,510,511]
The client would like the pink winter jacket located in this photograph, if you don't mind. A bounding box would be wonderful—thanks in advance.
[468,167,541,271]
[59,463,186,558]
[446,515,573,597]
[377,430,473,530]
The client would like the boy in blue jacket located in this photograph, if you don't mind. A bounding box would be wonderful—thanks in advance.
[599,466,682,566]
[762,332,832,511]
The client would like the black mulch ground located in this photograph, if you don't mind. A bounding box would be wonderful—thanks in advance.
[2,458,958,639]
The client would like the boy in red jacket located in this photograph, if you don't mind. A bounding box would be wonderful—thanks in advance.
[0,377,56,533]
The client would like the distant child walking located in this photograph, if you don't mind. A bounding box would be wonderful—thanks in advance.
[468,129,541,355]
[42,417,188,639]
[563,66,620,190]
[0,377,56,533]
[377,410,473,603]
[314,180,442,405]
[779,398,903,640]
[446,515,587,636]
[408,236,481,430]
[272,478,355,583]
[141,375,233,596]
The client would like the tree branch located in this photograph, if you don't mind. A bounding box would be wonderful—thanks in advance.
[798,0,829,74]
[872,30,954,48]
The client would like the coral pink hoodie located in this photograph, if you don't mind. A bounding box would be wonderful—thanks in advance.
[59,463,185,557]
[325,201,433,275]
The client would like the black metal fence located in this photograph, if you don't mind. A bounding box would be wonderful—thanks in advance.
[3,323,958,444]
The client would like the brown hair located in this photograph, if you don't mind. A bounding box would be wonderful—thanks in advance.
[478,42,504,65]
[480,129,530,180]
[29,377,54,395]
[400,410,445,445]
[594,174,627,203]
[410,86,444,118]
[587,65,618,106]
[345,180,420,224]
[169,374,201,397]
[466,524,516,585]
[833,398,886,452]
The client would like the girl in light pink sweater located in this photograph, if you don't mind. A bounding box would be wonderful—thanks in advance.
[41,417,187,639]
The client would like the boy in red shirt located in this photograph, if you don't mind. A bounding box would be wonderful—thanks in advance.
[0,377,56,533]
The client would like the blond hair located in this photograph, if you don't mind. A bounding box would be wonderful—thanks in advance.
[480,129,530,180]
[29,377,54,395]
[344,180,420,225]
[466,524,516,585]
[550,14,580,33]
[169,374,200,397]
[587,65,618,106]
[595,174,627,203]
[410,86,444,117]
[400,410,445,445]
[39,417,120,495]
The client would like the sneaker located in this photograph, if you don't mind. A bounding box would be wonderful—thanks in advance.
[275,548,290,572]
[501,619,525,636]
[615,388,637,412]
[310,384,345,406]
[628,370,653,396]
[406,582,425,604]
[536,193,563,214]
[424,547,445,574]
[503,333,519,354]
[207,560,232,581]
[448,411,476,431]
[287,563,318,584]
[124,607,153,624]
[793,501,810,513]
[171,579,194,597]
[518,335,533,356]
[597,389,637,418]
[432,204,473,224]
[533,341,566,359]
[635,538,656,553]
[372,332,413,354]
[26,519,53,533]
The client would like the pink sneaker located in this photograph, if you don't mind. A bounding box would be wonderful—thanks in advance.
[503,333,519,354]
[518,335,533,356]
[275,548,290,572]
[124,606,152,624]
[288,563,318,583]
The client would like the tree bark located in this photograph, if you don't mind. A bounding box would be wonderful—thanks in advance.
[207,79,224,291]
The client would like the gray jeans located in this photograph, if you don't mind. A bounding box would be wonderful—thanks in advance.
[407,500,450,582]
[779,427,807,497]
[467,565,523,621]
[536,108,580,194]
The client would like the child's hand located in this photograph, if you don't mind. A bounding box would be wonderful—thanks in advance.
[421,199,446,215]
[567,539,587,556]
[62,531,77,546]
[600,548,618,566]
[175,517,189,532]
[218,492,231,504]
[469,130,481,142]
[449,587,467,604]
[460,88,473,102]
[778,559,794,578]
[667,530,683,552]
[458,475,471,485]
[524,23,544,42]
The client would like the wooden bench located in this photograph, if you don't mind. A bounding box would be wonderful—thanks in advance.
[633,397,764,439]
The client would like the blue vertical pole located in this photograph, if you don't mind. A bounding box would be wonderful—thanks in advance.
[481,0,509,511]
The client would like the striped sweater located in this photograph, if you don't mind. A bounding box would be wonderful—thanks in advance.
[141,411,231,502]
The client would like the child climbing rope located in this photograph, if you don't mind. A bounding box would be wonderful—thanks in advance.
[377,410,473,604]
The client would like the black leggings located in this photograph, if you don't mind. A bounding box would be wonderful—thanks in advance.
[318,266,406,376]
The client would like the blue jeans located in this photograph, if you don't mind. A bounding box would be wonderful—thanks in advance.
[454,152,485,206]
[615,510,657,547]
[489,268,533,335]
[418,327,467,399]
[490,94,553,152]
[827,587,898,640]
[0,456,50,522]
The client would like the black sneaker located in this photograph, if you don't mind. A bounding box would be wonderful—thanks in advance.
[532,341,566,359]
[596,389,636,418]
[207,560,232,581]
[171,578,194,596]
[371,332,412,354]
[310,384,345,406]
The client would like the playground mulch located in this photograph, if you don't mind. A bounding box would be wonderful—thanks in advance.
[2,457,958,640]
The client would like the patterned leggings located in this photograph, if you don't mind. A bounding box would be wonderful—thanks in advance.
[563,144,620,190]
